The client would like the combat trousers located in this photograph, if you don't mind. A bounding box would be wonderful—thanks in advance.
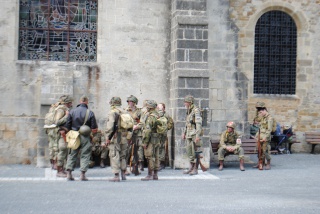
[186,137,201,163]
[47,128,59,160]
[144,135,160,171]
[66,135,92,172]
[217,147,245,160]
[260,141,271,161]
[159,134,167,162]
[109,133,128,174]
[57,136,68,167]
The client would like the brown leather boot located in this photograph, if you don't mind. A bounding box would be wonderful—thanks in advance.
[265,160,271,170]
[139,161,144,171]
[80,171,88,181]
[240,159,245,171]
[258,160,264,170]
[183,163,194,174]
[141,167,153,181]
[121,170,126,180]
[100,158,106,168]
[153,170,158,180]
[56,166,67,178]
[66,170,74,181]
[189,163,199,175]
[109,173,120,182]
[218,160,224,171]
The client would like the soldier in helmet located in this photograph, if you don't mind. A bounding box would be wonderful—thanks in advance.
[89,130,109,168]
[44,95,73,177]
[125,95,144,174]
[141,100,161,181]
[218,121,245,171]
[255,101,273,170]
[64,95,98,181]
[182,95,203,175]
[103,97,130,182]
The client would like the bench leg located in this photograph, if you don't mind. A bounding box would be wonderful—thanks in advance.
[311,144,316,154]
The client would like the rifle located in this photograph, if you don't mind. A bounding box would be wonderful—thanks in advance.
[193,142,207,172]
[129,138,140,176]
[164,136,169,167]
[257,129,263,170]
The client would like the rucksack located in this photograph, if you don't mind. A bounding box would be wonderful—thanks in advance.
[44,104,67,128]
[156,115,168,134]
[113,110,134,130]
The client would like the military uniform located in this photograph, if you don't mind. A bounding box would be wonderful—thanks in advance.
[158,110,173,170]
[105,97,130,182]
[183,95,203,175]
[141,100,160,181]
[90,130,108,168]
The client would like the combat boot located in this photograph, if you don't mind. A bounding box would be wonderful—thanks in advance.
[66,170,74,181]
[80,171,88,181]
[52,159,57,170]
[240,159,245,171]
[141,167,153,181]
[265,160,271,170]
[183,163,194,174]
[218,160,224,171]
[109,173,120,182]
[56,166,67,178]
[100,158,106,168]
[189,163,198,175]
[153,170,158,180]
[139,161,144,171]
[121,170,126,180]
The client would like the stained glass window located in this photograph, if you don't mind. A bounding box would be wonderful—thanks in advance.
[254,11,297,95]
[19,0,97,62]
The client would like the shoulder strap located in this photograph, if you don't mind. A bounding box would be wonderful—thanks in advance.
[83,109,90,125]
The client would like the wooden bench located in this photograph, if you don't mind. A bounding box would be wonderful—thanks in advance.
[210,138,257,155]
[305,132,320,154]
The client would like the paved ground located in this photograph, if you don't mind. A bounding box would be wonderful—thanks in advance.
[0,153,320,213]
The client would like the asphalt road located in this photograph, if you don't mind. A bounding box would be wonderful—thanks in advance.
[0,153,319,214]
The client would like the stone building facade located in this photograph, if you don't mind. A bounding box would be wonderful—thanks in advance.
[0,0,319,167]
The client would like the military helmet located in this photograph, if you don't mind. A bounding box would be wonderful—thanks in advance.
[226,121,236,129]
[255,101,266,108]
[59,95,73,104]
[146,100,157,109]
[184,95,194,103]
[127,95,138,104]
[109,97,122,106]
[79,125,91,136]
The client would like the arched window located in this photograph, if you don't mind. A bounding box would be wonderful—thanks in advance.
[18,0,98,62]
[254,11,297,95]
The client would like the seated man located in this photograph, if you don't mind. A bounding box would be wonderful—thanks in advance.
[90,130,109,168]
[218,121,245,171]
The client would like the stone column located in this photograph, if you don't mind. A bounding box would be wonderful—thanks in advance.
[170,0,209,169]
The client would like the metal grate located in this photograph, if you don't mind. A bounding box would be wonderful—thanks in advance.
[254,11,297,95]
[18,0,97,62]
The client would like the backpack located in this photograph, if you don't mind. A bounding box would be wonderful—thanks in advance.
[114,110,134,130]
[44,104,66,128]
[156,115,168,134]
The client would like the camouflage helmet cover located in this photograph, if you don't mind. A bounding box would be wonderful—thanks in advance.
[226,121,236,129]
[184,95,194,103]
[109,97,122,106]
[59,95,73,104]
[127,95,138,104]
[255,101,266,108]
[146,100,157,109]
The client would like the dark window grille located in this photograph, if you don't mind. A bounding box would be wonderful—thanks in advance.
[18,0,98,62]
[254,11,297,95]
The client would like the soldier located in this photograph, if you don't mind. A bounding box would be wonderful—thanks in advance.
[157,103,174,170]
[90,130,108,168]
[141,100,160,181]
[218,121,245,171]
[125,95,144,173]
[64,95,98,181]
[250,116,261,139]
[255,101,273,170]
[44,95,73,177]
[182,95,203,176]
[103,97,130,182]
